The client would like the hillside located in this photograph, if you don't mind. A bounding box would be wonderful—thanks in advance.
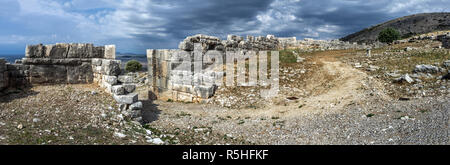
[341,12,450,44]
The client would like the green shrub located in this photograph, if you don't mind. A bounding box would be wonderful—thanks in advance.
[125,60,142,72]
[279,49,297,63]
[378,28,401,43]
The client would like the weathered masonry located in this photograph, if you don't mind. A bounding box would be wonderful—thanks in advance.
[146,34,377,102]
[20,43,116,84]
[1,43,142,122]
[2,43,114,92]
[146,34,282,102]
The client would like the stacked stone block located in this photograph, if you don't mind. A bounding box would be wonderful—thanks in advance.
[112,77,142,122]
[178,34,279,52]
[2,43,143,122]
[149,34,282,102]
[91,58,142,122]
[147,47,223,102]
[150,34,376,102]
[21,43,112,84]
[0,58,30,94]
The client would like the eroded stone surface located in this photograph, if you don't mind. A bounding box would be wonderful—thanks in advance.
[113,93,138,104]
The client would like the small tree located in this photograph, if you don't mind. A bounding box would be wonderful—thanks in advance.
[125,60,142,72]
[378,28,401,43]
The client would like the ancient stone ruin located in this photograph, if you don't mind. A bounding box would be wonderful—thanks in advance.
[0,43,142,122]
[277,37,385,50]
[437,33,450,49]
[395,32,450,49]
[147,34,280,102]
[146,34,383,103]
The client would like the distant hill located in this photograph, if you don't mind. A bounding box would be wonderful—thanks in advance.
[341,12,450,44]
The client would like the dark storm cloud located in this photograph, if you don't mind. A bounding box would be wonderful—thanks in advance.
[117,0,450,51]
[122,0,273,47]
[1,0,449,54]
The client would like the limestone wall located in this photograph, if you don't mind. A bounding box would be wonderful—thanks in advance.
[19,43,117,84]
[146,49,221,102]
[1,43,116,92]
[147,34,383,102]
[1,59,29,93]
[1,43,142,122]
[148,34,282,102]
[1,59,31,95]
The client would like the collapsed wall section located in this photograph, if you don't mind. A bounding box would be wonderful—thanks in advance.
[178,34,279,52]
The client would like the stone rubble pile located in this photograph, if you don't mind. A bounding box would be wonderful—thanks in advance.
[393,62,449,84]
[396,32,450,49]
[178,34,279,52]
[278,37,384,50]
[91,58,142,122]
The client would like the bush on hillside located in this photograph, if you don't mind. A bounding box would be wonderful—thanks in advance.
[125,60,142,72]
[378,28,401,43]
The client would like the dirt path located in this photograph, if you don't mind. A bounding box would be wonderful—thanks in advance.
[141,50,448,144]
[235,50,390,118]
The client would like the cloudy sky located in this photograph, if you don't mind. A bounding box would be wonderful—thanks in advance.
[0,0,449,54]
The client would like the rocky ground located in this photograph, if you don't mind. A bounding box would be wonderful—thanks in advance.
[0,84,177,145]
[142,43,448,144]
[1,39,448,145]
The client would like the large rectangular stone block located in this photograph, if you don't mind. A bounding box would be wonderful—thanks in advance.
[155,76,169,89]
[26,44,45,58]
[67,43,93,58]
[47,43,69,58]
[118,75,134,84]
[91,58,102,66]
[123,84,136,93]
[160,61,170,77]
[194,85,215,99]
[112,85,125,95]
[66,62,94,84]
[102,75,118,85]
[92,46,105,58]
[113,93,138,104]
[169,50,191,62]
[176,91,194,102]
[102,59,121,76]
[104,45,116,59]
[101,81,113,93]
[29,65,67,84]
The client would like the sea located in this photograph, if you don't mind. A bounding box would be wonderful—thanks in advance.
[0,54,148,69]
